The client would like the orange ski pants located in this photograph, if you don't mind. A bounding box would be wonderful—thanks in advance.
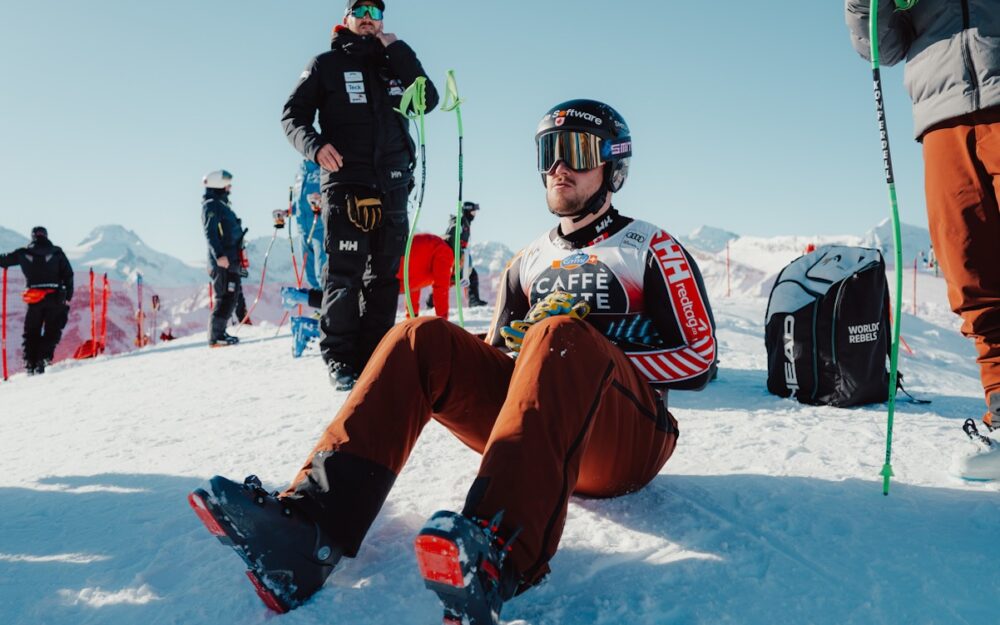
[286,315,678,585]
[923,107,1000,420]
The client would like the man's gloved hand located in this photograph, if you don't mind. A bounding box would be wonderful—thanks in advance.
[347,195,383,232]
[499,291,591,354]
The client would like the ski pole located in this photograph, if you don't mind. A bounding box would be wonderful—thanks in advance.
[151,294,160,346]
[395,76,429,319]
[286,186,303,303]
[88,269,96,348]
[2,268,7,381]
[100,274,109,353]
[442,70,467,327]
[868,0,917,495]
[236,211,283,334]
[136,273,144,348]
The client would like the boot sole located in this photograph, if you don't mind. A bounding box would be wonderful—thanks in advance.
[415,532,497,625]
[187,489,290,613]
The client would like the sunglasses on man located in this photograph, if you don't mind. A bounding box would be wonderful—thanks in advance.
[350,5,383,20]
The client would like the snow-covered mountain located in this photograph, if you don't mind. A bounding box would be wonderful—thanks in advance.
[2,246,996,625]
[680,225,739,254]
[469,240,515,275]
[67,225,207,288]
[0,226,29,251]
[861,217,934,266]
[683,221,934,297]
[244,232,300,287]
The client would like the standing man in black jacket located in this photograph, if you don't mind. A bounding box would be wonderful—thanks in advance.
[202,169,244,347]
[0,226,74,374]
[282,0,438,390]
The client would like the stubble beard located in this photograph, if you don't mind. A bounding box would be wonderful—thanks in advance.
[546,184,588,217]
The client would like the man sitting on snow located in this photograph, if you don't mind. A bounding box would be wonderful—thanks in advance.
[189,99,717,623]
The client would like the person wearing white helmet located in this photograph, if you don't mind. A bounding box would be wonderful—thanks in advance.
[201,169,244,347]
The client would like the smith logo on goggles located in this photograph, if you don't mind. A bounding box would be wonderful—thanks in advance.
[537,131,632,173]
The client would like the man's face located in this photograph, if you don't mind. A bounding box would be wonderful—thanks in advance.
[545,162,605,217]
[346,2,383,37]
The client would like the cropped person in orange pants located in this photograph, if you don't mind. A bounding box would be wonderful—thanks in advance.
[847,1,1000,426]
[189,99,717,622]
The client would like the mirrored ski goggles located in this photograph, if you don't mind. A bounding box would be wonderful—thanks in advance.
[350,5,383,20]
[536,131,632,173]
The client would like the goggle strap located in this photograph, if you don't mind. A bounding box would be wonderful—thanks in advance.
[601,136,632,160]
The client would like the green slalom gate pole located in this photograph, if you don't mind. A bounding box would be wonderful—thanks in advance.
[396,76,428,319]
[870,0,918,495]
[442,70,466,327]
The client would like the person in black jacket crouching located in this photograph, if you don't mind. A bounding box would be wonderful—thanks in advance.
[281,0,439,391]
[0,226,74,374]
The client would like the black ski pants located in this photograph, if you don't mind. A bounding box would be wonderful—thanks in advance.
[234,284,248,323]
[23,293,69,365]
[319,184,408,370]
[209,267,241,340]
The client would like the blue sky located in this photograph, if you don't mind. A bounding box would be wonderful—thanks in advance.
[0,1,924,264]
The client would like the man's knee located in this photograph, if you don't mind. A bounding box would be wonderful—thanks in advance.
[523,315,599,350]
[385,316,455,349]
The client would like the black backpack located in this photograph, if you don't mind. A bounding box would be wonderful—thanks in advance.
[765,245,889,407]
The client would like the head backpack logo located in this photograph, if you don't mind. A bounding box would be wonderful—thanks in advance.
[867,0,919,495]
[441,70,467,327]
[395,76,429,319]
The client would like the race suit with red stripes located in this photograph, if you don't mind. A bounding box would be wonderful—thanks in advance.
[486,207,717,392]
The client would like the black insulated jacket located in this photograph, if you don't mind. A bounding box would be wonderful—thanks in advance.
[202,189,243,267]
[282,27,439,192]
[0,238,74,301]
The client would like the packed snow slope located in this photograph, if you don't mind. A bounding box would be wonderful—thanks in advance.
[1,265,999,625]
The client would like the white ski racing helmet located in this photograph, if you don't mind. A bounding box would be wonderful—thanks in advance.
[203,169,233,189]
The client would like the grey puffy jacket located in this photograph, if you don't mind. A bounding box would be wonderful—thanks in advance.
[846,0,1000,139]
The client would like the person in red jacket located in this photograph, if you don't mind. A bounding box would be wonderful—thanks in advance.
[398,233,453,318]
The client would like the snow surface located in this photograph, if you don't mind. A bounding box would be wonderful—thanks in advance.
[2,239,999,625]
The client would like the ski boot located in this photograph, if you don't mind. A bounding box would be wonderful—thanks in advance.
[327,361,359,391]
[209,333,240,348]
[959,418,1000,481]
[281,286,311,310]
[188,475,342,612]
[415,510,519,625]
[291,316,321,358]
